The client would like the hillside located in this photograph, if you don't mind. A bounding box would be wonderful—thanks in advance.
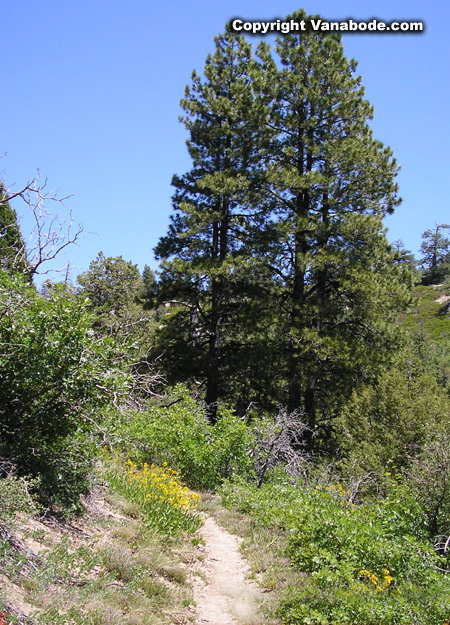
[1,478,202,625]
[400,283,450,339]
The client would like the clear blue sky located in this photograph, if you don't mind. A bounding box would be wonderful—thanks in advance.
[2,0,448,279]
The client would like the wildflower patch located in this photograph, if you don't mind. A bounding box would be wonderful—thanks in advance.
[107,460,202,536]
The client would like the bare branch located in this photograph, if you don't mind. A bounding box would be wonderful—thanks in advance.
[249,407,312,486]
[1,169,89,278]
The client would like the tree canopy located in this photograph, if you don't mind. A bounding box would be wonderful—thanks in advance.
[154,14,411,444]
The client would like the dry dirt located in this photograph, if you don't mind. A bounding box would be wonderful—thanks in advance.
[192,515,263,625]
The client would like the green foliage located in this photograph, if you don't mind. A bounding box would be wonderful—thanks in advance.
[0,472,38,527]
[141,264,157,310]
[399,284,450,342]
[77,251,149,342]
[35,433,98,513]
[0,275,127,510]
[334,350,450,479]
[407,430,450,538]
[220,479,450,624]
[113,389,255,490]
[0,186,28,276]
[397,283,450,392]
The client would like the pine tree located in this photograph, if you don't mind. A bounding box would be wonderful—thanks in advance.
[254,10,410,447]
[0,185,28,276]
[418,224,450,285]
[154,31,272,422]
[155,17,411,434]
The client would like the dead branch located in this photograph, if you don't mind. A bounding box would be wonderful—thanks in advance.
[249,407,312,487]
[2,169,88,278]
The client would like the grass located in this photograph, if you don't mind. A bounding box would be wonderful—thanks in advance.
[0,477,203,625]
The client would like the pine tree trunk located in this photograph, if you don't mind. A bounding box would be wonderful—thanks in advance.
[206,194,229,424]
[206,276,222,424]
[288,190,308,416]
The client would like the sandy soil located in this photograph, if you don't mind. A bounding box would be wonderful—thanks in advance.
[193,516,263,625]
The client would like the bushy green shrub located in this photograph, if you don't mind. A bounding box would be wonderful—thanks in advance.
[334,353,450,481]
[220,478,450,624]
[0,471,38,527]
[0,275,127,511]
[114,389,255,490]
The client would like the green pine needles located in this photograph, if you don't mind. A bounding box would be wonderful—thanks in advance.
[153,10,411,445]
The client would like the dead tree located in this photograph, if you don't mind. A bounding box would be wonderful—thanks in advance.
[1,168,85,279]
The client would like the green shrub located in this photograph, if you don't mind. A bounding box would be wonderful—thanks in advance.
[0,275,128,511]
[334,353,450,481]
[0,471,38,527]
[114,389,255,490]
[220,478,450,624]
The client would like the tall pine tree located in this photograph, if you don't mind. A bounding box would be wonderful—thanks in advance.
[254,10,411,447]
[154,32,271,422]
[155,17,411,435]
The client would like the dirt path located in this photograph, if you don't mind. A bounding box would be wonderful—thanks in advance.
[192,516,263,624]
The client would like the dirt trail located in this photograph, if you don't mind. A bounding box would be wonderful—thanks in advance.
[193,516,263,624]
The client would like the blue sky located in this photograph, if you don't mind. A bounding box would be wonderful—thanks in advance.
[2,0,447,280]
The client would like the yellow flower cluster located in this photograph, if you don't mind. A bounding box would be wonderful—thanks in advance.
[314,483,354,506]
[126,460,201,511]
[359,568,396,593]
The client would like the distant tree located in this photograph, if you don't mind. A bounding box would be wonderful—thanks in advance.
[77,253,163,406]
[419,223,450,285]
[391,240,420,282]
[0,185,28,275]
[391,239,417,269]
[77,252,146,341]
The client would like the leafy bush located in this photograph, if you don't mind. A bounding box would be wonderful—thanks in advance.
[0,275,127,511]
[406,429,450,538]
[220,478,450,624]
[335,352,450,481]
[33,433,97,514]
[107,460,202,535]
[114,389,255,490]
[0,471,37,527]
